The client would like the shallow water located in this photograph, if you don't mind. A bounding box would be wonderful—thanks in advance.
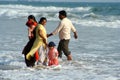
[0,1,120,80]
[0,17,120,80]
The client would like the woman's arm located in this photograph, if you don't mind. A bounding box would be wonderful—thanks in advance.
[38,29,47,46]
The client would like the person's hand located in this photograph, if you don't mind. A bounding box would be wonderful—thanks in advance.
[28,36,32,40]
[47,33,53,37]
[74,32,78,39]
[47,34,49,37]
[74,34,78,39]
[44,44,48,49]
[26,53,31,60]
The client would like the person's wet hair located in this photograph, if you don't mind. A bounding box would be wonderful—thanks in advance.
[39,17,47,23]
[28,15,37,22]
[59,10,67,17]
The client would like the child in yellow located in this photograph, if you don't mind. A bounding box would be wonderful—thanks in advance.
[26,17,47,60]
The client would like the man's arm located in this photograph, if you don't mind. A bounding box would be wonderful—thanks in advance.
[47,22,63,37]
[71,22,78,39]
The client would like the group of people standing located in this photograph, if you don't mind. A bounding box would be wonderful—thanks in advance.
[22,10,78,67]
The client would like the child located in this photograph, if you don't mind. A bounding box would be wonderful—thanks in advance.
[48,41,59,66]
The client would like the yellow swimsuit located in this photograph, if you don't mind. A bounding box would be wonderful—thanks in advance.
[26,24,47,60]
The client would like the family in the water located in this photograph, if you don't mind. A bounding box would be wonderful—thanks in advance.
[22,10,78,67]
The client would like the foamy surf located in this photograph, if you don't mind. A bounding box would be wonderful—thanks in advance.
[0,1,120,80]
[0,3,120,28]
[33,64,62,70]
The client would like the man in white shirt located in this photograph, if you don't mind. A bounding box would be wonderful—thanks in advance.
[48,10,78,60]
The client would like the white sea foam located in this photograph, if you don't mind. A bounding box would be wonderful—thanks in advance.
[73,19,120,28]
[0,3,120,80]
[0,4,91,18]
[0,4,120,28]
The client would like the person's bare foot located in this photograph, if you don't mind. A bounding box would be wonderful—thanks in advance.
[67,55,72,61]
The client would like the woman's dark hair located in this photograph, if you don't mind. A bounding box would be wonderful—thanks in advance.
[59,10,67,17]
[39,17,47,24]
[28,15,37,22]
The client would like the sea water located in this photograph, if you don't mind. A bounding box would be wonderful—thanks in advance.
[0,1,120,80]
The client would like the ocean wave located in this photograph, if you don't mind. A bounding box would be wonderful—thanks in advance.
[0,4,120,28]
[73,19,120,28]
[82,12,98,18]
[0,4,91,18]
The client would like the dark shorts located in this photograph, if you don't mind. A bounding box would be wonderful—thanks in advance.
[57,39,71,58]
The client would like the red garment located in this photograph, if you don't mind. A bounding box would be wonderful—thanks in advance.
[48,48,59,66]
[34,50,39,61]
[26,19,37,28]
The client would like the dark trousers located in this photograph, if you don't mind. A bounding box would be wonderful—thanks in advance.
[22,28,36,67]
[22,38,36,67]
[57,39,71,58]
